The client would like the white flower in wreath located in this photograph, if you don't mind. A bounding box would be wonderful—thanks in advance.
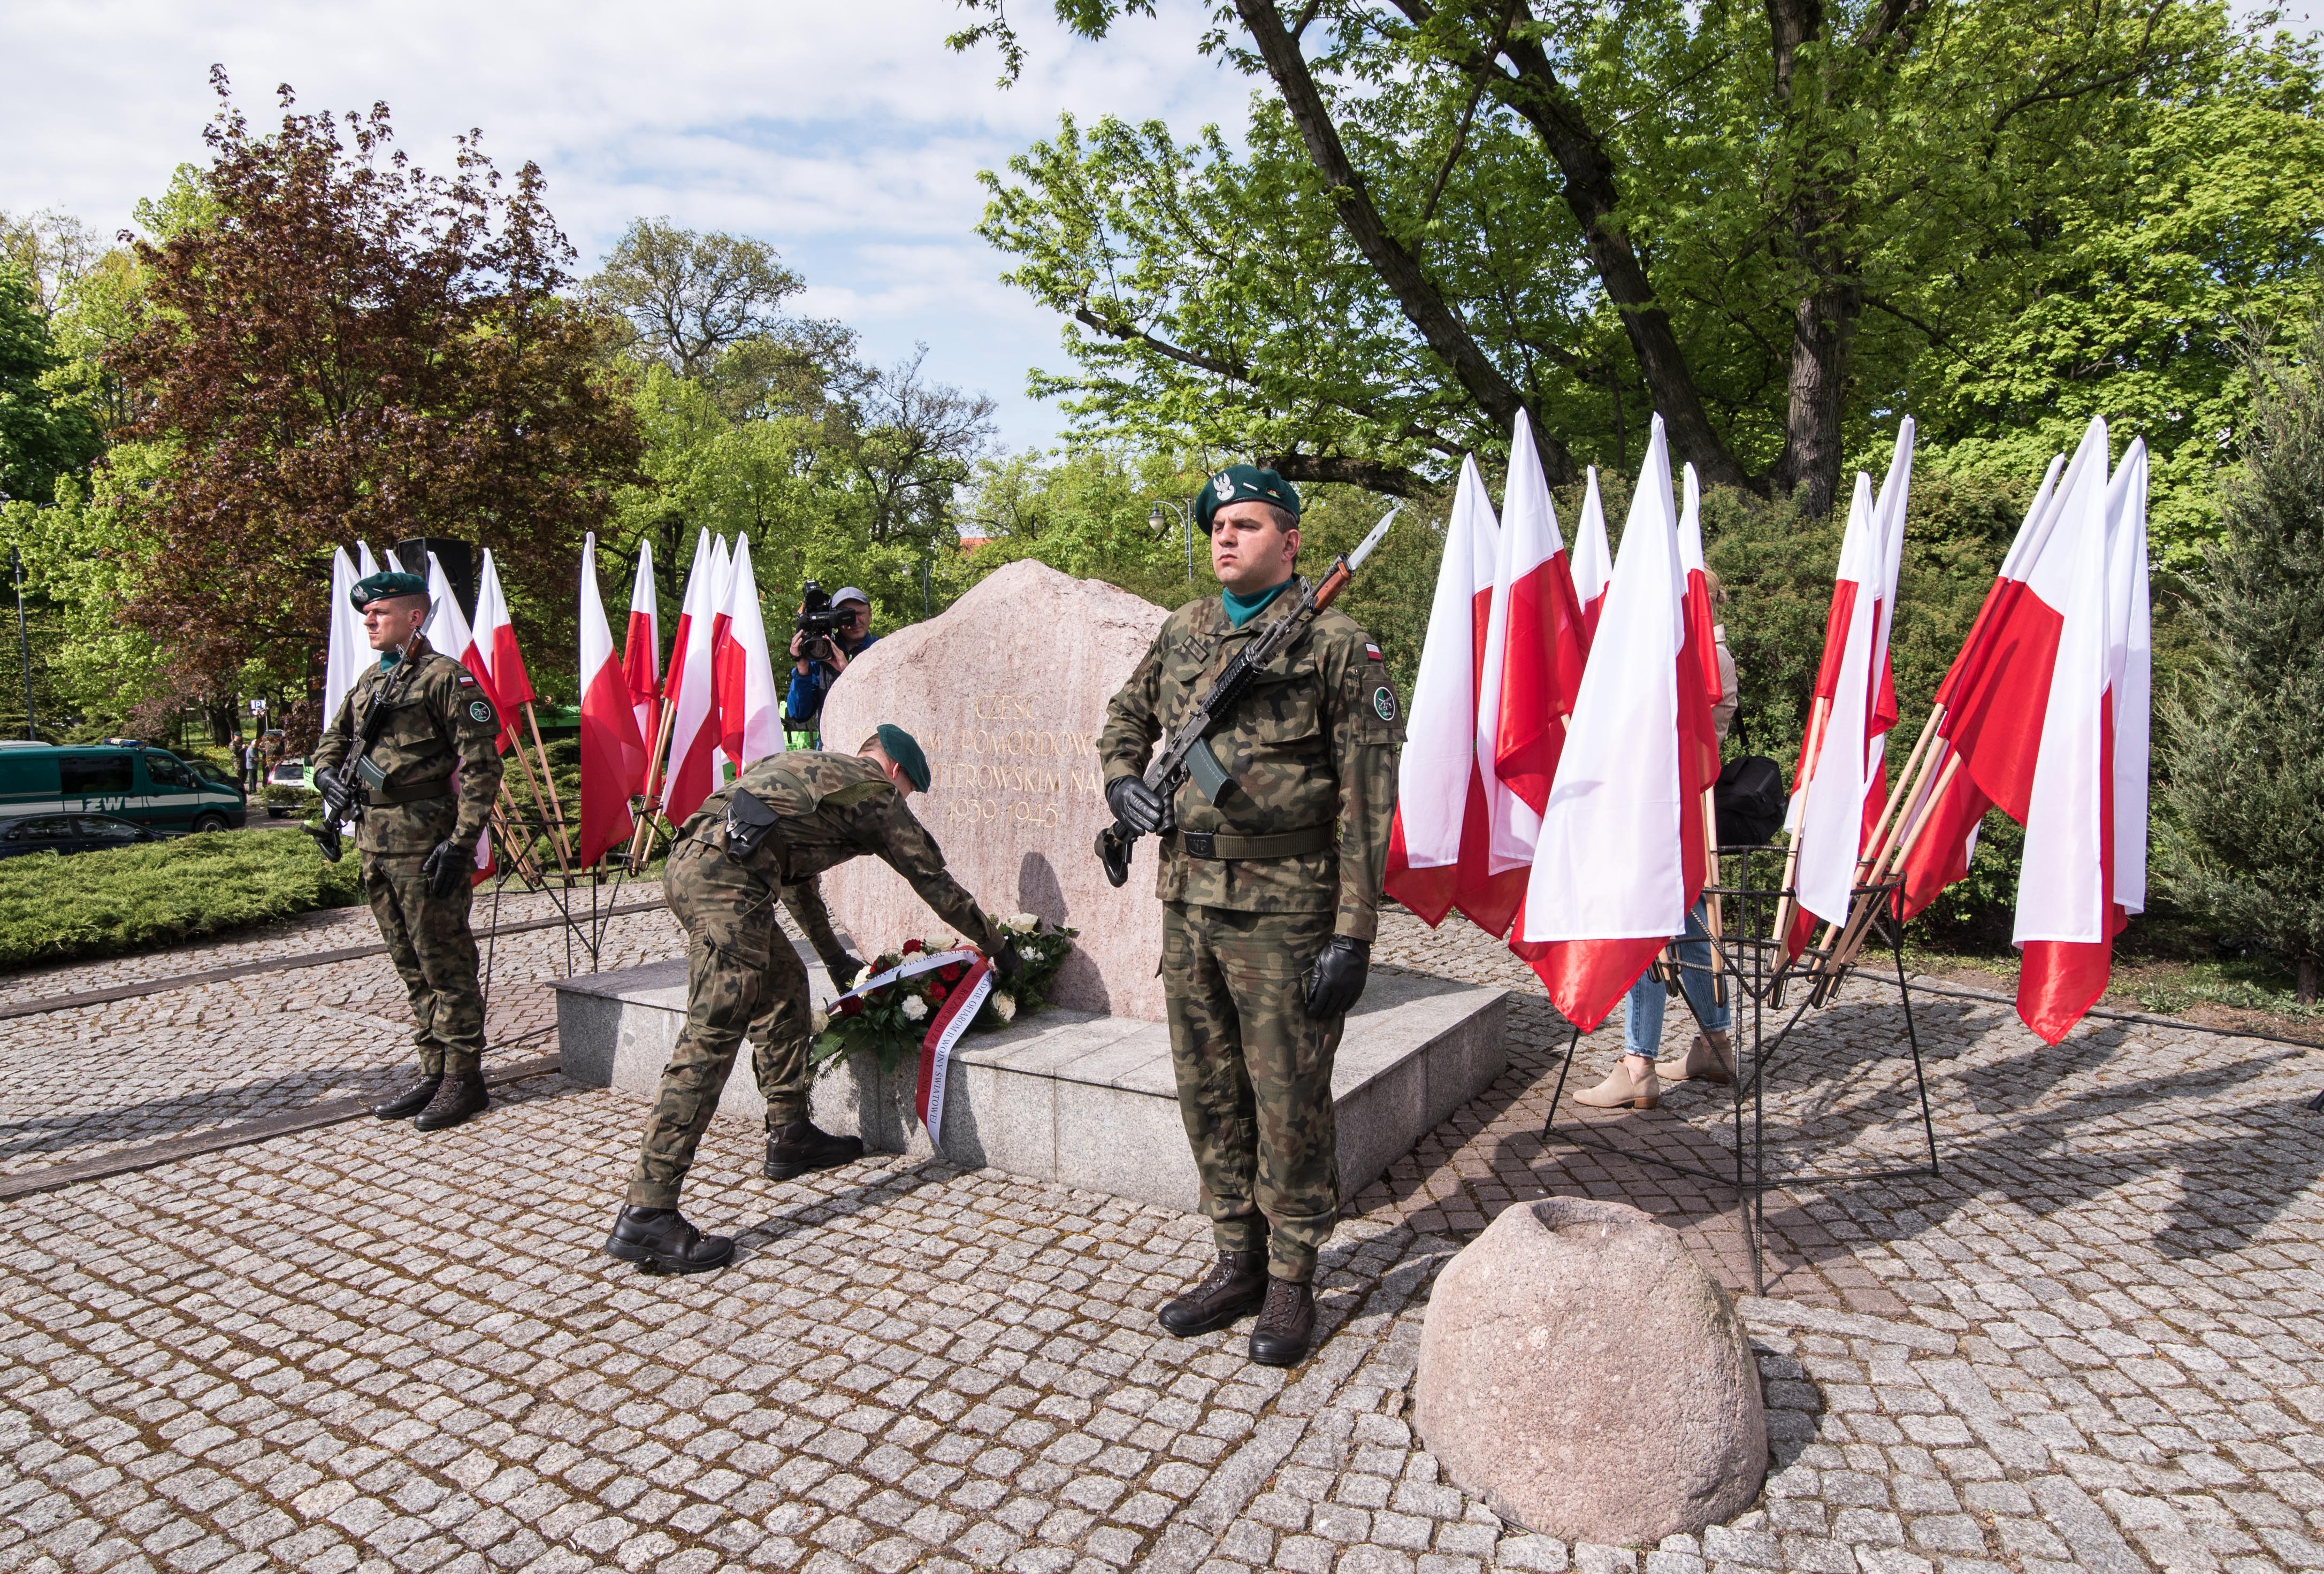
[989,992,1017,1024]
[901,995,929,1023]
[851,965,874,989]
[1006,912,1041,935]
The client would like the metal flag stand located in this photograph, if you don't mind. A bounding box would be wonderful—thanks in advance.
[1540,842,1937,1294]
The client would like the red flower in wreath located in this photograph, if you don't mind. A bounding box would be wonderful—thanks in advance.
[938,962,966,985]
[902,938,926,955]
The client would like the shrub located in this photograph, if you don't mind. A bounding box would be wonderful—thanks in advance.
[0,828,362,970]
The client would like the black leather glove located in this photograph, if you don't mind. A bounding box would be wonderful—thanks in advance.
[992,936,1024,981]
[315,766,349,820]
[827,953,867,987]
[421,838,472,898]
[1303,936,1371,1019]
[1105,774,1166,835]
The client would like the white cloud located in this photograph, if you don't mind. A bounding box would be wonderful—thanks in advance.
[0,0,1257,452]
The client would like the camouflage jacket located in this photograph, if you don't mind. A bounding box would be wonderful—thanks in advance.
[1099,580,1405,940]
[314,636,504,857]
[675,750,1004,957]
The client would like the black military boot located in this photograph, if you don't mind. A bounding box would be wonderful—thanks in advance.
[1157,1250,1268,1337]
[371,1070,442,1119]
[603,1206,735,1274]
[1249,1277,1317,1368]
[764,1119,863,1181]
[414,1070,488,1131]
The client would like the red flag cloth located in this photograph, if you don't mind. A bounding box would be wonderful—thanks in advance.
[471,550,532,756]
[1570,466,1613,646]
[1488,411,1592,821]
[623,539,661,787]
[1512,416,1702,1032]
[577,533,647,866]
[664,536,729,826]
[1385,456,1500,926]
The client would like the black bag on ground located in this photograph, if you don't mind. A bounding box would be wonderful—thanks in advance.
[1714,755,1786,848]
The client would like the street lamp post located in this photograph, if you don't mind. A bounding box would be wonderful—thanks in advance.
[1148,498,1196,582]
[11,547,30,741]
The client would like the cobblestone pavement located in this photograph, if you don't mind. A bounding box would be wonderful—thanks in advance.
[0,882,678,1177]
[1,908,2320,1574]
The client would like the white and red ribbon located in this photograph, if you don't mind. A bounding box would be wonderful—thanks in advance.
[825,949,977,1012]
[913,957,994,1146]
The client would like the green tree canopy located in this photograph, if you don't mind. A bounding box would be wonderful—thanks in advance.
[964,0,2324,556]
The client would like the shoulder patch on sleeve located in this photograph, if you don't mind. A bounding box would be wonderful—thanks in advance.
[467,699,495,725]
[457,673,477,688]
[1364,643,1383,663]
[1371,684,1398,723]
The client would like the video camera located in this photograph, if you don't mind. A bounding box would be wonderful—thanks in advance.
[794,580,854,666]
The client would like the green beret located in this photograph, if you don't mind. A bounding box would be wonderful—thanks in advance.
[876,723,931,793]
[1195,465,1301,531]
[350,570,429,609]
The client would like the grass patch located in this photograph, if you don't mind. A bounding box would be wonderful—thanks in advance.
[0,828,362,971]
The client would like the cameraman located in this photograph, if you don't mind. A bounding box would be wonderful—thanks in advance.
[783,585,877,749]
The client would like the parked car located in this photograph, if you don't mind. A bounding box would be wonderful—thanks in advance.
[0,742,247,835]
[184,758,246,798]
[0,812,162,859]
[262,755,320,818]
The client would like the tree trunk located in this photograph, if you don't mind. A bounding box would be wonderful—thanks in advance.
[1235,0,1577,486]
[2300,956,2319,1007]
[1770,273,1861,519]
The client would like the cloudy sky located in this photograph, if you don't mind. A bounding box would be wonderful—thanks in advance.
[6,0,2313,458]
[0,0,1253,455]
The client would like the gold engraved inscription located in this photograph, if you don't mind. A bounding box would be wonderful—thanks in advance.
[935,692,1101,827]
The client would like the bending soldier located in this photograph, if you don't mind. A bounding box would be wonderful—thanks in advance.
[1099,466,1404,1368]
[313,570,506,1133]
[606,725,1019,1275]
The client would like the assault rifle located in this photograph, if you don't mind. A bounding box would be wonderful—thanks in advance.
[1097,503,1400,888]
[307,626,425,864]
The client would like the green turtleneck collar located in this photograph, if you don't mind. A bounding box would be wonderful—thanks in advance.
[1221,579,1291,629]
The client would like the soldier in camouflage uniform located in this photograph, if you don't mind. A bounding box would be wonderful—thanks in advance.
[313,570,506,1133]
[1099,464,1404,1367]
[604,725,1020,1275]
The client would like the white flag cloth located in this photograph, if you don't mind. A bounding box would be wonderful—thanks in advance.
[715,535,784,768]
[1383,454,1499,926]
[1477,413,1565,881]
[1515,415,1700,1032]
[321,548,363,731]
[663,534,725,824]
[1571,466,1613,639]
[356,541,379,579]
[1791,472,1882,931]
[421,551,474,662]
[2106,439,2151,917]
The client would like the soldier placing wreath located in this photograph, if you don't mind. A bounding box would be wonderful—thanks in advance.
[603,727,1025,1276]
[311,569,507,1134]
[1097,465,1405,1368]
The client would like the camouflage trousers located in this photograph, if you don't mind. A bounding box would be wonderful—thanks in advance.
[1161,902,1344,1283]
[626,841,815,1209]
[360,853,484,1078]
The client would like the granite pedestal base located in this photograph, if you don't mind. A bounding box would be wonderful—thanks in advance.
[554,950,1508,1213]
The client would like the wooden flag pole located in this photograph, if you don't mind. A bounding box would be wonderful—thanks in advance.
[499,718,571,883]
[487,793,545,888]
[1807,705,1946,966]
[523,701,577,873]
[1823,751,1962,982]
[626,697,679,867]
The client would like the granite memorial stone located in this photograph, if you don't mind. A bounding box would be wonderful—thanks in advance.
[819,559,1170,1019]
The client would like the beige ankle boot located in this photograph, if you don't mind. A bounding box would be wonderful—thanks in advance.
[1572,1059,1660,1110]
[1656,1031,1736,1085]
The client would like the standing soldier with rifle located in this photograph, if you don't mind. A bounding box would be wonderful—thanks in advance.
[312,570,506,1133]
[1098,467,1405,1368]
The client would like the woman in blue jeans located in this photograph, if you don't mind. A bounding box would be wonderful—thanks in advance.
[1572,899,1733,1109]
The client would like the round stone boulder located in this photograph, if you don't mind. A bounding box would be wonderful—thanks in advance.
[1414,1196,1766,1546]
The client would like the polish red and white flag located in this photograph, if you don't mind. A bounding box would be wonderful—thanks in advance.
[423,551,498,883]
[1570,466,1613,642]
[1782,422,1915,958]
[1472,410,1591,938]
[1785,471,1884,958]
[662,534,726,826]
[578,533,648,868]
[714,535,784,769]
[622,540,661,784]
[471,549,535,754]
[1896,431,2091,918]
[1384,455,1500,927]
[2013,436,2147,1042]
[1512,416,1709,1031]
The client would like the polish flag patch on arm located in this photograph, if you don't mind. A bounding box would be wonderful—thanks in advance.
[1365,643,1383,662]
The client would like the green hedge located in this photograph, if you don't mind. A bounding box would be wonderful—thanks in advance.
[0,828,362,970]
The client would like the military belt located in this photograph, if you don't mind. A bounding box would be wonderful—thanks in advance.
[371,776,455,805]
[1173,825,1333,862]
